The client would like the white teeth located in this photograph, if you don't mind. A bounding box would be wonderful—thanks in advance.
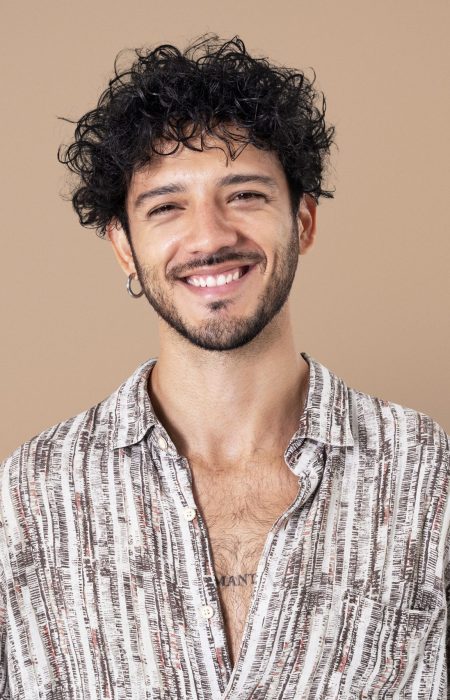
[185,266,247,288]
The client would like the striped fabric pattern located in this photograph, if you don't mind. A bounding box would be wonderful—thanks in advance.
[0,352,449,699]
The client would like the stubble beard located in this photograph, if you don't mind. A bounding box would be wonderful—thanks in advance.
[132,221,299,352]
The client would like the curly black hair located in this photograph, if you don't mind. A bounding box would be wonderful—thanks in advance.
[59,35,335,237]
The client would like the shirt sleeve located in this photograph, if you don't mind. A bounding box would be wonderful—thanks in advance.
[445,445,450,698]
[0,459,10,698]
[445,563,450,700]
[0,581,9,698]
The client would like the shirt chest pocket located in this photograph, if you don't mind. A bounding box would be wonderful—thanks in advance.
[320,589,445,698]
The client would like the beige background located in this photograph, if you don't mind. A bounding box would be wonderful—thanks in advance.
[1,0,449,460]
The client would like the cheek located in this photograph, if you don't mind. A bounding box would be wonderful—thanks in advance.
[260,221,294,255]
[131,237,174,275]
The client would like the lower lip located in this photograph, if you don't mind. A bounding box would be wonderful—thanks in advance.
[179,265,257,297]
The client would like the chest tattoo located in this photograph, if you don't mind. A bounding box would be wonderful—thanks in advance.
[216,573,257,587]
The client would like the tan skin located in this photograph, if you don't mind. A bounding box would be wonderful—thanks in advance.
[108,137,317,666]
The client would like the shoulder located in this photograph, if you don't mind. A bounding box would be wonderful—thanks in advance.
[0,390,116,489]
[347,383,449,491]
[348,384,448,448]
[0,356,156,498]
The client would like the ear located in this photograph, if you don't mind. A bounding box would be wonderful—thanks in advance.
[106,220,136,276]
[297,195,317,255]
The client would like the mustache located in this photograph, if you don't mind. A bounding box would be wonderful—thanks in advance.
[168,250,265,279]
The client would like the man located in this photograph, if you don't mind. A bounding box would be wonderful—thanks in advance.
[0,35,448,699]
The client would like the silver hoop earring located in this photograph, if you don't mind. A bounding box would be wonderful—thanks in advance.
[127,273,144,299]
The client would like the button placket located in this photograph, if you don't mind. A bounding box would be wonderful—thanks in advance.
[147,437,230,692]
[170,456,232,682]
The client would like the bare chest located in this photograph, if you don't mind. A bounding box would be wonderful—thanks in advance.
[190,460,300,666]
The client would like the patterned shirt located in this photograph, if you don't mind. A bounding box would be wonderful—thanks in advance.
[0,352,449,699]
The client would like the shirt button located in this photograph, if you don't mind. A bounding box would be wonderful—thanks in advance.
[200,605,214,620]
[184,507,197,522]
[157,436,168,450]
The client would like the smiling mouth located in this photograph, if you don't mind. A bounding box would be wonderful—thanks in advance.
[182,265,251,289]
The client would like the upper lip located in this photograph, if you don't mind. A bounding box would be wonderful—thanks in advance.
[177,262,252,279]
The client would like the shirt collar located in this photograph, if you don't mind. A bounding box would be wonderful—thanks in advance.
[109,352,354,451]
[296,352,354,448]
[109,358,158,450]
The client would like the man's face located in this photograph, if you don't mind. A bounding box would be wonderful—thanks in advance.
[116,137,313,351]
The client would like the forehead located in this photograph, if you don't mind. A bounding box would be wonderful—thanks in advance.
[128,138,287,196]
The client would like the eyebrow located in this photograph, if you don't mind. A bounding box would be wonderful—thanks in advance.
[133,184,186,210]
[217,173,278,189]
[132,173,278,210]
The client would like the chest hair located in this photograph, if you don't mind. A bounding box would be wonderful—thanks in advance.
[189,456,300,664]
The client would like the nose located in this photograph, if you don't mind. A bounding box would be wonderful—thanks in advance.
[183,200,240,256]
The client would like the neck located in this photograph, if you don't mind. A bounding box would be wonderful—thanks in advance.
[149,308,310,469]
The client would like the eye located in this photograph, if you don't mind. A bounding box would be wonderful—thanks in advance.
[147,203,178,218]
[231,191,268,203]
